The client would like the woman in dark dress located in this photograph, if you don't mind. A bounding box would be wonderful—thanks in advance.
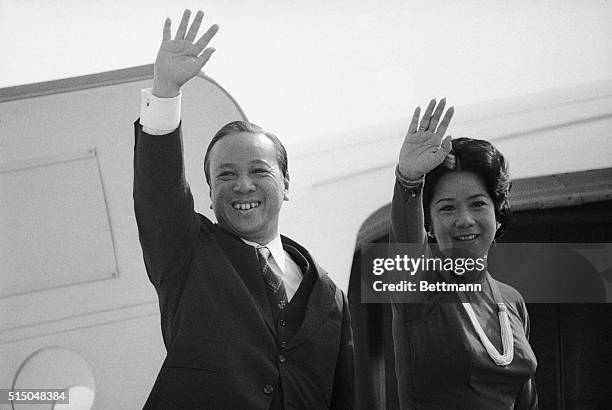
[390,98,538,409]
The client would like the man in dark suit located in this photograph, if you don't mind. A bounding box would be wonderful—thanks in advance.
[134,9,354,409]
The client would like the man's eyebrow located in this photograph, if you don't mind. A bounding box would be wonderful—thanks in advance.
[249,160,273,167]
[214,163,236,170]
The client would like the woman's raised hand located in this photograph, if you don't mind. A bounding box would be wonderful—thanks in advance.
[152,9,219,98]
[398,98,454,180]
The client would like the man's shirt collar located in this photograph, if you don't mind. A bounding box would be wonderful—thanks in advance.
[241,235,286,273]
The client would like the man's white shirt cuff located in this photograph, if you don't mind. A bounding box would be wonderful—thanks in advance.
[140,88,181,135]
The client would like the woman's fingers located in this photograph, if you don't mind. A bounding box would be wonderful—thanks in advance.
[428,98,446,132]
[408,106,421,134]
[435,106,454,139]
[434,135,453,163]
[419,99,437,131]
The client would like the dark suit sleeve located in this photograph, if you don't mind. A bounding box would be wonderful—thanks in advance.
[329,290,355,410]
[133,120,197,288]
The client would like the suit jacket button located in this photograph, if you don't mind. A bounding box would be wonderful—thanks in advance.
[280,319,287,327]
[280,340,288,349]
[263,384,274,395]
[279,354,286,363]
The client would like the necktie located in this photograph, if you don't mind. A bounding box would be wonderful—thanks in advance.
[257,246,288,310]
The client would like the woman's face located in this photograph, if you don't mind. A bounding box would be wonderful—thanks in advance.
[429,171,497,260]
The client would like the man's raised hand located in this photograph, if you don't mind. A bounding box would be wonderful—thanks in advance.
[152,9,219,98]
[398,98,454,180]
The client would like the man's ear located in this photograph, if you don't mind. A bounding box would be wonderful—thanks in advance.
[283,176,290,201]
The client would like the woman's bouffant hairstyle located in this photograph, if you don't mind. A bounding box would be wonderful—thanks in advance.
[423,137,513,239]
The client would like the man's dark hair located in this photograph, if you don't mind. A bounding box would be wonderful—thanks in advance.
[203,120,289,186]
[423,137,513,239]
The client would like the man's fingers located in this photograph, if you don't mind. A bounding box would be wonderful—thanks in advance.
[162,17,171,42]
[185,10,204,42]
[196,24,220,54]
[408,106,421,134]
[428,98,446,131]
[419,98,437,131]
[197,48,216,71]
[435,106,454,138]
[175,9,191,40]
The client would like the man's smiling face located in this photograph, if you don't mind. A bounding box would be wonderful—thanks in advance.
[208,131,288,244]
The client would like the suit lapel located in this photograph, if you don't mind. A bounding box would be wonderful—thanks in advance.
[282,237,336,348]
[213,226,276,334]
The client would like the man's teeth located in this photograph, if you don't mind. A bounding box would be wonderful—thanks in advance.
[233,202,260,210]
[456,234,477,241]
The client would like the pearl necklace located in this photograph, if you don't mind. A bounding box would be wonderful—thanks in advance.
[457,274,514,366]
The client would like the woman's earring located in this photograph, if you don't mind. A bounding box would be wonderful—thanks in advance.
[427,227,435,239]
[496,221,501,230]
